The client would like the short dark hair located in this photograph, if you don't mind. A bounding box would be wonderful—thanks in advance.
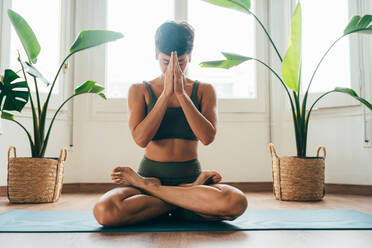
[155,21,194,56]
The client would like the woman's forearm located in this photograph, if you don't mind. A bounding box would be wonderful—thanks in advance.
[132,93,170,147]
[176,92,216,145]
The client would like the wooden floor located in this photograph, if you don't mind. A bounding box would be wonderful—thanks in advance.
[1,192,372,248]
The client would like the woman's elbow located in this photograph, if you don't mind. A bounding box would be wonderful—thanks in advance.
[201,132,216,146]
[133,135,149,148]
[136,140,148,148]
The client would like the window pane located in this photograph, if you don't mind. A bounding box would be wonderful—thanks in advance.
[301,0,350,93]
[188,0,256,99]
[9,0,61,94]
[106,0,174,98]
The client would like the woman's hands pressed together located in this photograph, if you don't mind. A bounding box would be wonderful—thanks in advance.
[162,51,186,98]
[163,51,174,98]
[173,51,186,96]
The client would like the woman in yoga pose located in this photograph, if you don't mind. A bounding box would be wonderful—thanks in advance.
[93,21,248,226]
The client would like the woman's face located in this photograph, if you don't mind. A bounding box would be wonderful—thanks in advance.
[156,51,191,74]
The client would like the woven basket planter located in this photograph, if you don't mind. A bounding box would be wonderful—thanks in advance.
[269,143,326,201]
[7,146,67,203]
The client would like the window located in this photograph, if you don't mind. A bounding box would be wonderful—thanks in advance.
[9,0,61,94]
[105,0,257,99]
[301,0,351,93]
[188,0,256,99]
[106,0,174,98]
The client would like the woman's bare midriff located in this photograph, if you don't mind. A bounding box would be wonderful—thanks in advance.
[144,139,198,162]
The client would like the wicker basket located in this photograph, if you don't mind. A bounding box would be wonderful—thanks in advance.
[7,146,67,203]
[269,143,326,201]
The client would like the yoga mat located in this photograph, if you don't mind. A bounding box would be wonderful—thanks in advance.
[0,209,372,233]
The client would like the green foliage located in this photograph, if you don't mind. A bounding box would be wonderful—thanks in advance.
[282,4,302,93]
[7,9,40,63]
[200,1,372,157]
[21,61,50,86]
[0,9,122,157]
[1,111,14,121]
[344,15,372,35]
[334,87,372,110]
[200,52,252,69]
[74,81,106,100]
[0,69,29,112]
[70,30,123,55]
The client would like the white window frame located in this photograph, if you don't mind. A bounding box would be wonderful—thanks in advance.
[0,0,74,117]
[287,0,371,111]
[90,0,269,121]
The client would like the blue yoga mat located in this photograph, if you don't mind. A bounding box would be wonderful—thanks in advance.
[0,209,371,232]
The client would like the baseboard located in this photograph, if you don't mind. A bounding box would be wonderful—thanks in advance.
[1,182,372,197]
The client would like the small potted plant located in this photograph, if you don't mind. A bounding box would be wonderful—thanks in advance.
[199,0,372,201]
[0,9,123,203]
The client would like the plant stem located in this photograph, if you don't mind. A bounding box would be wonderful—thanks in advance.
[300,36,345,156]
[18,53,41,157]
[32,76,41,118]
[250,58,299,157]
[40,93,75,156]
[39,54,72,152]
[292,91,302,156]
[46,54,72,108]
[304,90,336,142]
[251,57,296,110]
[10,118,36,156]
[302,36,344,116]
[304,35,344,95]
[250,11,283,62]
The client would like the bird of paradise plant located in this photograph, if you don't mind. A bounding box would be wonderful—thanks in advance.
[0,9,123,157]
[200,0,372,157]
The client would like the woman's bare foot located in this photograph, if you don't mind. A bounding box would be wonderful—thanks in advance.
[178,171,222,187]
[111,166,161,188]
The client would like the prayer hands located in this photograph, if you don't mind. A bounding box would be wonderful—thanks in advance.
[162,51,185,97]
[172,51,186,96]
[163,52,174,97]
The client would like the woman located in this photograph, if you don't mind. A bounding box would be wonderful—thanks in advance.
[93,21,248,226]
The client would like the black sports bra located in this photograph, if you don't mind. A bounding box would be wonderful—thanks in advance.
[143,81,201,141]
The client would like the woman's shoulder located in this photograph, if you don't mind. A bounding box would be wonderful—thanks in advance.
[193,80,216,95]
[128,82,148,98]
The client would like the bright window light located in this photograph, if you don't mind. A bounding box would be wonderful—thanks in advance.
[188,0,256,99]
[301,0,351,93]
[9,0,61,94]
[106,0,174,98]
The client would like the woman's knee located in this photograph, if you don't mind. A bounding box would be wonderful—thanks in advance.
[93,200,121,226]
[93,187,142,226]
[215,185,248,219]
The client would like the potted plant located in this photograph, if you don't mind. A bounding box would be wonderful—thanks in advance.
[199,0,372,201]
[0,9,123,203]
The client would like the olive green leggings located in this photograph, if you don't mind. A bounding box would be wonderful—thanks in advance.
[137,156,214,222]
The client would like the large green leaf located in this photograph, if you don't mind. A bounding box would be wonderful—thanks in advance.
[21,61,50,86]
[201,0,251,14]
[334,87,372,110]
[344,15,372,35]
[200,52,252,69]
[8,9,40,64]
[282,3,302,93]
[70,30,124,55]
[74,81,107,100]
[0,69,29,112]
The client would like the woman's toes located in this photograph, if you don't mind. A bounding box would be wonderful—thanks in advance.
[113,166,122,172]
